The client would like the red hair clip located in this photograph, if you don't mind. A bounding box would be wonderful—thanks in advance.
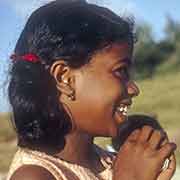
[10,53,40,63]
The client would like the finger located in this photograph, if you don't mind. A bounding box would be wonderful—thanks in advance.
[167,153,176,172]
[160,137,168,147]
[138,126,154,143]
[149,130,166,150]
[157,154,176,180]
[127,129,141,142]
[158,142,177,161]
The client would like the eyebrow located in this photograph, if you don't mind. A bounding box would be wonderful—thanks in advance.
[117,57,132,66]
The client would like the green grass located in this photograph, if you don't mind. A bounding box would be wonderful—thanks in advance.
[131,71,180,131]
[0,113,15,142]
[0,112,17,172]
[0,141,17,172]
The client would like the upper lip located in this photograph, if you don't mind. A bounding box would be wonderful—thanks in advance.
[117,99,132,107]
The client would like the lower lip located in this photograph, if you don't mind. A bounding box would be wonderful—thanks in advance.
[114,110,127,124]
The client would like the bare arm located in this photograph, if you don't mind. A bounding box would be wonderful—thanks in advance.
[10,165,58,180]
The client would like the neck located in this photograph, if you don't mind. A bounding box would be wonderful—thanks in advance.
[56,131,94,164]
[54,131,104,173]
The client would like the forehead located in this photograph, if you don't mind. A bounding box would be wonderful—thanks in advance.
[89,42,132,68]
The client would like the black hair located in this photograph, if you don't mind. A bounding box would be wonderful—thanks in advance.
[8,0,135,154]
[112,114,163,151]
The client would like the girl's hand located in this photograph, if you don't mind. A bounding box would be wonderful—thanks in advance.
[157,135,176,180]
[157,154,176,180]
[113,126,177,180]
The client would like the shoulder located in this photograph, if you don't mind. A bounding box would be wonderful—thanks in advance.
[10,165,57,180]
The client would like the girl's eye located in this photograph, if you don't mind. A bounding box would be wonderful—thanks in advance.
[113,66,130,81]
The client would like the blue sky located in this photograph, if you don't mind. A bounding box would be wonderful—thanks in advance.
[0,0,180,112]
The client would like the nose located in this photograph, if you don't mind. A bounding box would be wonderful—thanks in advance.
[127,81,140,97]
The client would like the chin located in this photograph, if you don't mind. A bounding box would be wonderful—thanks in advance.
[110,115,128,138]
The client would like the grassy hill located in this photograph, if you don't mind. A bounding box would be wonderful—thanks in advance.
[0,113,17,172]
[131,71,180,131]
[0,113,15,142]
[0,71,180,172]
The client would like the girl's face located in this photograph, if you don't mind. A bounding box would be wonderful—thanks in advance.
[64,43,139,137]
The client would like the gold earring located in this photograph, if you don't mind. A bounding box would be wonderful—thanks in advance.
[67,89,75,101]
[63,80,75,101]
[63,79,69,84]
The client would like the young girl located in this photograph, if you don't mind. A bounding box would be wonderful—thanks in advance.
[7,0,176,180]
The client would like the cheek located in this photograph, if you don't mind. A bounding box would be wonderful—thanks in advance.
[78,75,119,107]
[70,72,126,136]
[75,76,121,124]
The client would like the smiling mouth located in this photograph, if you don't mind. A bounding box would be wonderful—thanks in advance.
[113,102,131,124]
[116,105,128,116]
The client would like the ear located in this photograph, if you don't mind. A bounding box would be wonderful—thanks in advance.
[50,60,75,98]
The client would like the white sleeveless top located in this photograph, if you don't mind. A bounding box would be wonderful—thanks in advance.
[7,146,114,180]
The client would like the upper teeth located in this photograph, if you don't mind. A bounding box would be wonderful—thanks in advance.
[116,105,128,115]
